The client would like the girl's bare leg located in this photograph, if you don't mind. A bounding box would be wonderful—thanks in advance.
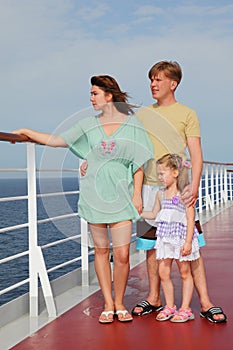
[158,258,174,307]
[177,260,194,310]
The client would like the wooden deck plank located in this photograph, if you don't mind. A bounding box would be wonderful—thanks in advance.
[11,206,233,350]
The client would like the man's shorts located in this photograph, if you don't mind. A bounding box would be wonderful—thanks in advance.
[136,185,206,250]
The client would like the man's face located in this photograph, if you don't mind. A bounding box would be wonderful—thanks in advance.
[150,71,176,101]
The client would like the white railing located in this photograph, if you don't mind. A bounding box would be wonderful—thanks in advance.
[0,134,233,318]
[197,161,233,213]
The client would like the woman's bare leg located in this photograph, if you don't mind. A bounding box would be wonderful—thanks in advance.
[89,223,114,321]
[110,220,132,320]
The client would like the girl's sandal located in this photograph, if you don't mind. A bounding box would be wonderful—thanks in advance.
[170,308,195,323]
[156,305,177,321]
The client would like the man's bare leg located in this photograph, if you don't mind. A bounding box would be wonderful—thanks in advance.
[191,254,225,321]
[132,249,162,315]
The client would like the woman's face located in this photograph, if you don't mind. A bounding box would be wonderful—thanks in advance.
[90,85,112,111]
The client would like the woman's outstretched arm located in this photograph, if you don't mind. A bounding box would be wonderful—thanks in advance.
[12,128,67,147]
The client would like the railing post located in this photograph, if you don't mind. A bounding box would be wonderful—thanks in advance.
[81,218,89,286]
[27,143,56,317]
[210,165,214,209]
[220,165,224,203]
[229,172,233,201]
[223,166,228,202]
[215,165,219,205]
[198,176,203,213]
[27,143,39,316]
[205,164,211,211]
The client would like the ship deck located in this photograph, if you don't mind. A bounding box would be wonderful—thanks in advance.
[4,204,233,350]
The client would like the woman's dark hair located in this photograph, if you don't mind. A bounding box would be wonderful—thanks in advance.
[91,75,136,115]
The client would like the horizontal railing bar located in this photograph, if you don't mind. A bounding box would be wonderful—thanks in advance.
[37,212,79,225]
[0,213,79,235]
[0,169,27,172]
[88,249,95,256]
[0,191,78,203]
[0,132,30,143]
[0,195,28,202]
[0,168,79,173]
[47,256,82,273]
[0,250,29,264]
[0,223,29,234]
[41,234,81,249]
[38,191,79,198]
[0,278,30,296]
[203,160,233,166]
[37,169,79,172]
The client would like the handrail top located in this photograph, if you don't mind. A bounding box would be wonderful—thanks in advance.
[0,132,31,143]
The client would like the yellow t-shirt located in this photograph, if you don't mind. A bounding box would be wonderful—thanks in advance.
[136,102,201,186]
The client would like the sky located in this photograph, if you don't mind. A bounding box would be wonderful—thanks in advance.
[0,0,233,172]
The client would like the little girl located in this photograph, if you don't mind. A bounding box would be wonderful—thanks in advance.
[141,153,200,323]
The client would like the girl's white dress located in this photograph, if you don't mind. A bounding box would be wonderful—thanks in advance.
[155,191,200,261]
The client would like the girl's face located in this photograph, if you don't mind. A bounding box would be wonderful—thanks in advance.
[90,85,112,111]
[157,163,178,187]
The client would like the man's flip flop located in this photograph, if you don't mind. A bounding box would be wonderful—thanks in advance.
[132,300,163,316]
[200,307,227,323]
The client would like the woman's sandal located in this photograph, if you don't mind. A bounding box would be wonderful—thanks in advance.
[156,305,177,321]
[170,308,195,323]
[99,310,114,324]
[115,310,133,322]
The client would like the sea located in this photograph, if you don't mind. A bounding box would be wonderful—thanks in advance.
[0,177,85,306]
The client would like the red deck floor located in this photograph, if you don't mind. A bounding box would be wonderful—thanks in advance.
[12,206,233,350]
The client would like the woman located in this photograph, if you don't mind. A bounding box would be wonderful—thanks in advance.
[13,75,154,323]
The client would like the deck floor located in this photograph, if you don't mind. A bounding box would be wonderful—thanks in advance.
[11,206,233,350]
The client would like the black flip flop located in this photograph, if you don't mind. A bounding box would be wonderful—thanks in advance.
[132,300,163,316]
[200,307,227,323]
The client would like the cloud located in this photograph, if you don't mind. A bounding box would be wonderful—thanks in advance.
[77,3,111,22]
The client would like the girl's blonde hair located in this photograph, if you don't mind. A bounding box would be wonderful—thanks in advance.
[156,153,190,192]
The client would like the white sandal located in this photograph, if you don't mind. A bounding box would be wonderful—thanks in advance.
[115,310,133,322]
[99,310,114,324]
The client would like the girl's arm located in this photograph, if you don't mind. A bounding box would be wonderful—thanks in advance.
[181,205,195,256]
[141,190,161,220]
[12,128,67,147]
[132,166,144,214]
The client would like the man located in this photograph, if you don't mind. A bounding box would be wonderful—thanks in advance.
[132,60,226,323]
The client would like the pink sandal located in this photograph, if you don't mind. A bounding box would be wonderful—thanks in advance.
[170,308,195,323]
[156,305,177,321]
